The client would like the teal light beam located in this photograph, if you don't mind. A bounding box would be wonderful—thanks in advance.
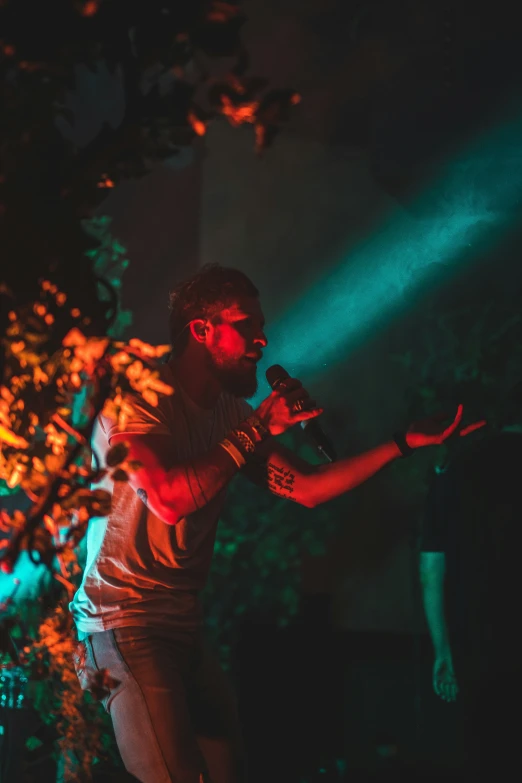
[253,110,522,404]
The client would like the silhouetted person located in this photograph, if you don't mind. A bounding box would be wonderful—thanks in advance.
[420,412,522,780]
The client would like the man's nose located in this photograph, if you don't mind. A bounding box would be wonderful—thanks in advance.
[255,330,268,347]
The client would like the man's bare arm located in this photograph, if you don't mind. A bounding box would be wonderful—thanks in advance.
[110,386,468,522]
[242,439,402,507]
[107,374,326,524]
[111,432,242,525]
[114,428,401,525]
[244,404,468,506]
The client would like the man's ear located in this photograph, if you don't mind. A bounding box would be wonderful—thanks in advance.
[189,319,208,344]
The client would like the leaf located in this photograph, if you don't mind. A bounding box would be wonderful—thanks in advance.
[90,489,112,515]
[25,736,43,752]
[0,424,29,449]
[88,668,120,701]
[106,441,129,467]
[57,547,76,564]
[62,328,86,347]
[188,110,206,137]
[111,468,128,482]
[29,527,54,565]
[44,454,63,473]
[141,389,158,407]
[144,375,174,395]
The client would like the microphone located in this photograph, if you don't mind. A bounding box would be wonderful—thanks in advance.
[265,364,337,462]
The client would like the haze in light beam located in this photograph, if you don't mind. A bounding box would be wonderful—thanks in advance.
[254,112,522,402]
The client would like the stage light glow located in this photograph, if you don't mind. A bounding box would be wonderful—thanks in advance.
[253,112,522,403]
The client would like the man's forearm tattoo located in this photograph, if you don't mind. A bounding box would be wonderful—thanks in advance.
[266,462,298,502]
[137,488,148,506]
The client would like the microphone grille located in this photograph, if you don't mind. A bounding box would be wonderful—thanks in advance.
[265,364,289,389]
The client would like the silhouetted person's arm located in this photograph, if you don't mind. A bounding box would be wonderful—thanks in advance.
[420,551,458,702]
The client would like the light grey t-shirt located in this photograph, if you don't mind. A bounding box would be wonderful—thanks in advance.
[70,364,252,634]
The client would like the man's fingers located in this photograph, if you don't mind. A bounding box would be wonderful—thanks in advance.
[459,420,487,437]
[276,378,302,394]
[284,388,310,406]
[440,404,464,441]
[296,408,324,422]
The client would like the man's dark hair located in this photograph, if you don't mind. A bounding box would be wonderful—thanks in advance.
[168,263,259,355]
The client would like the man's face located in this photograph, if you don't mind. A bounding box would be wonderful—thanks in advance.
[205,296,267,397]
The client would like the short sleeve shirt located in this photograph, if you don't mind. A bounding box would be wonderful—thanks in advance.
[70,363,253,634]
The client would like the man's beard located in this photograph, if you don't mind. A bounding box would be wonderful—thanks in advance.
[207,353,259,398]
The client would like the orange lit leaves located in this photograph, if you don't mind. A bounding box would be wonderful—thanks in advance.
[212,84,301,153]
[0,424,29,449]
[1,296,171,576]
[206,2,241,24]
[188,111,206,137]
[127,338,171,360]
[62,328,110,376]
[220,95,258,126]
[88,668,120,701]
[97,175,115,189]
[80,1,99,17]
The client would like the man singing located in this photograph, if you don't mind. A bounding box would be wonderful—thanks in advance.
[71,263,464,783]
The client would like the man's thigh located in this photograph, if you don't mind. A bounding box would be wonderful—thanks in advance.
[88,627,207,783]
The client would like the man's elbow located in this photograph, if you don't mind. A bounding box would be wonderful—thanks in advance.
[298,485,320,509]
[141,490,183,526]
[163,512,183,526]
[294,468,324,508]
[157,500,184,526]
[147,503,182,526]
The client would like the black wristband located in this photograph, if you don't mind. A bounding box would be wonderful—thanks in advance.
[393,431,415,458]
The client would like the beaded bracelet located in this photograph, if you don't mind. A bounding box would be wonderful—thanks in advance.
[231,427,256,455]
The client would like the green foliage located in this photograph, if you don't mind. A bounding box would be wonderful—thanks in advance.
[203,429,337,662]
[397,276,522,424]
[390,270,522,489]
[83,216,133,338]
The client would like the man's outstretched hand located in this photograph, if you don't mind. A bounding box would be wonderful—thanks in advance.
[405,405,487,450]
[405,404,464,449]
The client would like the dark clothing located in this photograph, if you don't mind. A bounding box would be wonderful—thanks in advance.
[422,431,522,674]
[421,431,522,778]
[74,627,245,783]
